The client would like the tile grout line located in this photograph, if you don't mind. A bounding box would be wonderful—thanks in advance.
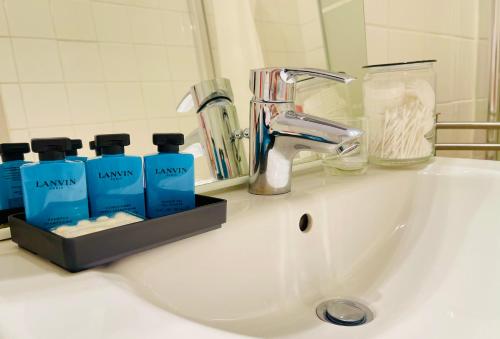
[49,0,76,138]
[91,0,190,13]
[2,35,197,50]
[2,0,30,141]
[91,0,121,131]
[124,3,148,132]
[365,23,478,42]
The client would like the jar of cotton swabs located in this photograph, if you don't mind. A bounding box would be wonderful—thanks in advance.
[362,60,436,166]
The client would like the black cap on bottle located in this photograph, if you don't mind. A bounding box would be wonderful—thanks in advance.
[94,134,130,155]
[65,139,83,156]
[0,143,30,162]
[153,133,184,153]
[31,138,72,161]
[89,140,102,156]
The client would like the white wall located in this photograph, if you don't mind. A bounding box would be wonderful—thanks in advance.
[0,0,201,159]
[251,0,328,69]
[363,0,487,159]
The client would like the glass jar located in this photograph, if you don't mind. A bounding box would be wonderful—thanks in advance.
[362,60,436,166]
[322,116,368,175]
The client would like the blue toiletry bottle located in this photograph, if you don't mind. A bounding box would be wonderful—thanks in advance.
[20,138,89,230]
[89,141,102,156]
[144,133,195,218]
[86,134,145,218]
[65,139,87,162]
[0,143,31,211]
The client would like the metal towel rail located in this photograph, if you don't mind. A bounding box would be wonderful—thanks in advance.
[435,122,500,151]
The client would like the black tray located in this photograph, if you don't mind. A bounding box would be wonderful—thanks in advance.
[9,195,226,272]
[1,207,23,226]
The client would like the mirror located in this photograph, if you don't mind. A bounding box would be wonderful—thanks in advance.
[0,0,367,185]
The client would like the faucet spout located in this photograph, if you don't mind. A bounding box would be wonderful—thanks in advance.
[271,110,363,154]
[248,101,363,195]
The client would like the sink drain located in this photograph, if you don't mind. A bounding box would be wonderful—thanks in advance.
[316,299,373,326]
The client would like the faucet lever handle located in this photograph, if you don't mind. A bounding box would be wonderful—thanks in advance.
[250,67,356,103]
[176,92,194,113]
[176,78,234,114]
[280,67,355,84]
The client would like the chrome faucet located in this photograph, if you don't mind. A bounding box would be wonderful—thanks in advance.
[248,67,363,195]
[177,78,248,181]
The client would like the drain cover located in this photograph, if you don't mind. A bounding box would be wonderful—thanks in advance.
[316,299,373,326]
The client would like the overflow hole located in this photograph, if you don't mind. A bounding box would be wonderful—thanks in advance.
[299,214,312,232]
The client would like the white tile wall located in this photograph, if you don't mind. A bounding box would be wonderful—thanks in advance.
[162,11,193,46]
[167,46,199,81]
[130,7,163,44]
[455,39,477,101]
[301,20,323,51]
[4,0,55,38]
[363,0,388,25]
[296,0,319,25]
[13,38,63,82]
[59,41,103,81]
[0,0,201,161]
[22,84,70,127]
[142,82,175,117]
[158,0,188,12]
[92,2,132,43]
[135,44,170,81]
[0,84,25,129]
[0,3,8,36]
[252,0,327,68]
[0,38,17,81]
[106,82,145,121]
[365,27,388,64]
[476,40,489,99]
[305,47,328,69]
[99,43,139,81]
[66,83,110,124]
[51,0,96,41]
[8,129,30,143]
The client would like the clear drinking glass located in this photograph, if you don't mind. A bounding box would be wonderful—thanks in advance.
[363,60,436,166]
[322,117,368,175]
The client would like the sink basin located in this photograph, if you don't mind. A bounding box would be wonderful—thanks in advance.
[104,157,500,338]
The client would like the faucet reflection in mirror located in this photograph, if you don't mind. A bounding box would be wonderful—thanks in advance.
[248,68,364,195]
[176,78,248,181]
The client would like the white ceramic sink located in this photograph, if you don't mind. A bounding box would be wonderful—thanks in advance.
[1,157,499,338]
[102,157,500,338]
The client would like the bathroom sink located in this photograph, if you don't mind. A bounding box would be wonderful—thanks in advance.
[105,157,500,338]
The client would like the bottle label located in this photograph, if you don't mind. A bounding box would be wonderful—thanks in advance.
[98,170,134,181]
[35,179,77,190]
[0,162,25,210]
[155,167,188,176]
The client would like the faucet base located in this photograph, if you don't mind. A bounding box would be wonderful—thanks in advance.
[248,186,291,195]
[248,163,293,195]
